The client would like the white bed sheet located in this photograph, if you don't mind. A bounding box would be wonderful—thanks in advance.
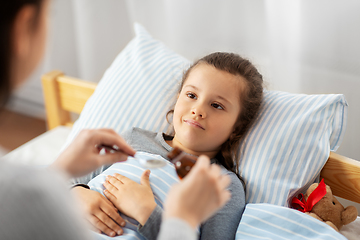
[340,217,360,240]
[1,125,359,239]
[1,126,71,166]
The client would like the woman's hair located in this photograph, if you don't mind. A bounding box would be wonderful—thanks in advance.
[0,0,43,108]
[168,52,263,175]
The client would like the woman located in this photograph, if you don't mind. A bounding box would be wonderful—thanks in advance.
[0,1,135,239]
[0,1,231,239]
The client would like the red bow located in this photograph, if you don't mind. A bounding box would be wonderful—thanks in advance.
[291,179,327,213]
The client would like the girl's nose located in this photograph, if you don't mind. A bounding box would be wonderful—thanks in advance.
[191,106,206,118]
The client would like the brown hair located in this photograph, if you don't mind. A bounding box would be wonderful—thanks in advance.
[0,0,43,108]
[168,52,263,175]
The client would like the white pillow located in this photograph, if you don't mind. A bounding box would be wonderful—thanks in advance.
[63,23,347,207]
[63,23,190,149]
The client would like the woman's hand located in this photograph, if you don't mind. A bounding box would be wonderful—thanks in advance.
[163,155,231,229]
[103,170,157,225]
[72,186,126,237]
[51,128,135,178]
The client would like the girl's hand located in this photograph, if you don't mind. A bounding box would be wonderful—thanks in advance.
[163,155,231,229]
[103,171,157,225]
[72,187,126,237]
[51,129,135,178]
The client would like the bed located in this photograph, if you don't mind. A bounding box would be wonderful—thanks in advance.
[40,70,360,205]
[4,23,360,239]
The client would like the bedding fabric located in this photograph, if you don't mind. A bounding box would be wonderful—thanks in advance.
[236,203,347,240]
[89,152,178,240]
[63,22,348,210]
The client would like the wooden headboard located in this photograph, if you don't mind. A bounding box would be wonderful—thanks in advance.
[41,70,360,204]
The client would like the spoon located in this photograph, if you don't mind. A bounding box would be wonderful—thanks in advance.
[98,144,167,168]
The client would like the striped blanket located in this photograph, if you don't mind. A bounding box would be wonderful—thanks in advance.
[88,152,345,240]
[236,203,346,240]
[88,152,179,240]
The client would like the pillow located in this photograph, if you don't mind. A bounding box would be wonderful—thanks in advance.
[63,23,347,207]
[63,23,190,149]
[238,91,347,206]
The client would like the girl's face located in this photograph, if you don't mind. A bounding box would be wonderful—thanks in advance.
[171,64,243,158]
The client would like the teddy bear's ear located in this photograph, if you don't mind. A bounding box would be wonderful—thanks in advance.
[305,183,318,198]
[325,185,332,195]
[342,206,358,225]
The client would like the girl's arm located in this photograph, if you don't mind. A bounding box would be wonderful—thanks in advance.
[199,171,245,240]
[104,170,163,240]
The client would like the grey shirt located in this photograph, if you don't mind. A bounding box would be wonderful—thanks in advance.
[74,127,245,240]
[0,160,93,240]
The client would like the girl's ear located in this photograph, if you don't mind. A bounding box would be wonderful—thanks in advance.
[12,5,37,59]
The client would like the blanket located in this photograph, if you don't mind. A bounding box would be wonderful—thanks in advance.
[236,203,347,239]
[88,152,179,240]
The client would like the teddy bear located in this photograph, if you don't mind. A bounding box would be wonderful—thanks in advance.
[291,179,358,232]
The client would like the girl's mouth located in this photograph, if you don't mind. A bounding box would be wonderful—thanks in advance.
[184,119,205,130]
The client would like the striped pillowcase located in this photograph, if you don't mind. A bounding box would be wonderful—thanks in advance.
[238,91,347,206]
[63,23,347,207]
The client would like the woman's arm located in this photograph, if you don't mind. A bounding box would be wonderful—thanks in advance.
[199,172,245,240]
[157,218,197,240]
[158,156,231,240]
[62,129,134,237]
[0,163,94,240]
[51,128,135,178]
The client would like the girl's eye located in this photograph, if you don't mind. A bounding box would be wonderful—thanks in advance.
[212,103,224,110]
[186,93,197,99]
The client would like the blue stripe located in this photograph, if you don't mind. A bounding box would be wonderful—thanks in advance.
[236,204,347,240]
[88,152,179,240]
[238,91,347,205]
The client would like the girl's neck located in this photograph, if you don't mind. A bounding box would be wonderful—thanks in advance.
[166,139,219,159]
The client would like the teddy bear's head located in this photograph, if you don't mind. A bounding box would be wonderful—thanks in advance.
[304,181,358,231]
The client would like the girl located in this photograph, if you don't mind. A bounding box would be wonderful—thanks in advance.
[72,52,264,239]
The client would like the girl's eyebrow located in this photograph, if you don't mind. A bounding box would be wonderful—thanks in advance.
[184,84,232,104]
[184,84,198,90]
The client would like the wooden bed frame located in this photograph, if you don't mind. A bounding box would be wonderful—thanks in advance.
[42,70,360,204]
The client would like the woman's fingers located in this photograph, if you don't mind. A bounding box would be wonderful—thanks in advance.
[98,152,130,165]
[52,128,136,178]
[218,173,231,191]
[94,129,135,157]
